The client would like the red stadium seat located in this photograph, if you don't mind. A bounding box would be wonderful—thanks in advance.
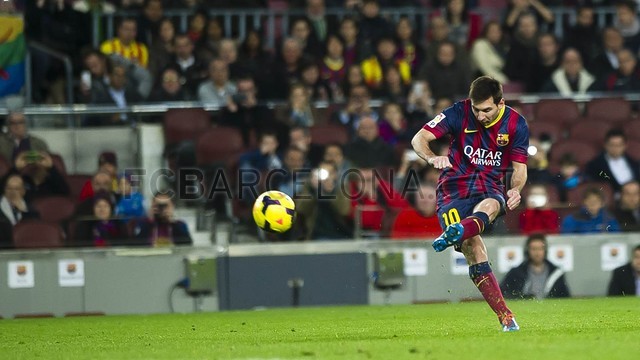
[585,98,631,121]
[568,120,614,146]
[163,108,211,146]
[623,120,640,140]
[309,125,349,145]
[50,153,67,177]
[566,182,615,210]
[548,140,599,172]
[534,99,581,125]
[33,196,76,223]
[626,140,640,161]
[195,127,245,166]
[66,174,93,201]
[528,121,565,142]
[13,220,65,249]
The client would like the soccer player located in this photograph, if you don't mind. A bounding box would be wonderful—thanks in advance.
[411,76,529,332]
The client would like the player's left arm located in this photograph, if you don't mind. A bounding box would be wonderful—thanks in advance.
[507,161,527,211]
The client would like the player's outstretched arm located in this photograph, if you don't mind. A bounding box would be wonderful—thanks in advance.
[506,161,528,210]
[411,129,452,169]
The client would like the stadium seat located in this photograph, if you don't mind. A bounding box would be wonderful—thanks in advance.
[533,99,581,125]
[0,155,10,178]
[311,106,330,126]
[625,140,640,161]
[14,313,55,319]
[502,81,525,95]
[50,153,67,177]
[195,126,245,166]
[585,98,631,121]
[13,220,65,249]
[568,120,614,146]
[528,121,565,142]
[163,108,211,146]
[32,196,76,223]
[623,120,640,139]
[309,125,349,145]
[66,174,93,201]
[548,140,599,172]
[565,182,615,210]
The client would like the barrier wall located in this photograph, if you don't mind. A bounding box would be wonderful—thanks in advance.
[1,234,637,318]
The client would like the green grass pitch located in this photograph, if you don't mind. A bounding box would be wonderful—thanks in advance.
[1,297,639,359]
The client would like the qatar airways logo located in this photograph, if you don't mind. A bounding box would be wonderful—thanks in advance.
[464,145,502,167]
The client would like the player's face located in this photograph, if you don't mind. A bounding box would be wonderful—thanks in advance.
[471,97,504,126]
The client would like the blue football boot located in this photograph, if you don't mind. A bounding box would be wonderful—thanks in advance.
[431,222,464,252]
[501,314,520,332]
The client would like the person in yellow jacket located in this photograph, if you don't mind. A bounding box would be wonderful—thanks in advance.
[100,18,149,68]
[361,37,411,90]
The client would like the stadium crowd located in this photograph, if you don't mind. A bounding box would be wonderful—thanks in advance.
[1,0,640,248]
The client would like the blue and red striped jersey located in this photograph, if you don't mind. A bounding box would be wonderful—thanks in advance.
[423,99,529,203]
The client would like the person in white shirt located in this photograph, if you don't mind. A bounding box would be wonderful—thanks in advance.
[586,128,640,192]
[197,58,237,108]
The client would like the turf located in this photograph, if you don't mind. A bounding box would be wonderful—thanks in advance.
[1,297,638,360]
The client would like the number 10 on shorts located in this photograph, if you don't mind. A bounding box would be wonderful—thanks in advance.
[442,208,461,227]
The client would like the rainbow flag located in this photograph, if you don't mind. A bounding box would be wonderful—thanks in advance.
[0,15,25,98]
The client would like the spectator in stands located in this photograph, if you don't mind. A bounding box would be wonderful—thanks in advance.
[186,9,207,43]
[77,172,118,217]
[519,184,560,234]
[319,34,348,101]
[345,116,395,168]
[390,182,441,239]
[607,244,640,296]
[586,129,639,192]
[323,142,351,178]
[100,18,149,68]
[148,67,190,103]
[503,0,554,35]
[0,173,39,239]
[115,172,146,218]
[592,49,640,92]
[564,5,600,70]
[590,27,625,79]
[73,192,128,247]
[360,37,411,92]
[405,80,435,125]
[280,83,315,128]
[239,132,283,174]
[133,193,192,247]
[339,16,363,69]
[531,33,561,93]
[435,0,482,49]
[79,49,111,103]
[275,147,309,199]
[270,38,305,99]
[540,48,595,96]
[554,153,584,202]
[349,167,409,237]
[196,17,224,63]
[357,0,393,57]
[238,27,272,88]
[0,111,49,164]
[378,102,410,145]
[419,41,470,100]
[296,160,352,240]
[378,67,409,102]
[290,17,322,59]
[148,18,176,79]
[218,39,244,80]
[394,16,425,77]
[169,34,207,96]
[471,21,509,84]
[197,58,237,107]
[136,0,164,46]
[614,0,640,53]
[331,85,379,136]
[289,126,324,168]
[613,180,640,232]
[16,150,70,202]
[527,136,554,185]
[500,234,571,299]
[87,64,143,125]
[425,16,469,67]
[394,147,428,191]
[300,61,331,101]
[218,75,279,147]
[561,187,621,234]
[505,13,540,92]
[79,152,118,202]
[305,0,338,45]
[342,65,366,99]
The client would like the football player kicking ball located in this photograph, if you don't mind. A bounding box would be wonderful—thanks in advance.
[411,76,529,332]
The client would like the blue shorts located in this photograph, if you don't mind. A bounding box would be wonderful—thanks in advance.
[436,194,506,232]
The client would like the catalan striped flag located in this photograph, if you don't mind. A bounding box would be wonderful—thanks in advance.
[0,15,25,98]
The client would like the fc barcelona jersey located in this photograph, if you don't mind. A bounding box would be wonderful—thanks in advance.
[422,99,529,204]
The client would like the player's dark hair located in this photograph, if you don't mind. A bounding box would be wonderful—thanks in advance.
[525,233,547,259]
[605,128,626,142]
[469,76,502,105]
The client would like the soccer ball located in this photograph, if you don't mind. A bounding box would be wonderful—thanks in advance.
[252,190,296,233]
